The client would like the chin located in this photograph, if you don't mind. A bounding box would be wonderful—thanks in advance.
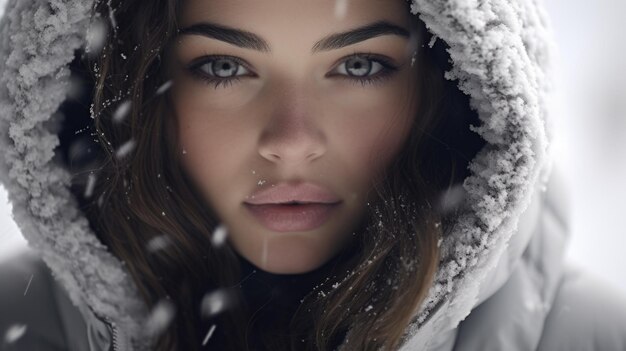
[260,258,324,275]
[242,233,337,275]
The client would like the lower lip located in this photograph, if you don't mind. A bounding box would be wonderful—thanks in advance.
[244,202,341,232]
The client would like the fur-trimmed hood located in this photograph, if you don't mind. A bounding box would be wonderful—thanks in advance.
[0,0,561,350]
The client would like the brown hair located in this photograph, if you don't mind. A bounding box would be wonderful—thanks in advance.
[70,0,484,350]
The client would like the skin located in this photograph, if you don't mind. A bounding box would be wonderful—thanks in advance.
[168,0,421,274]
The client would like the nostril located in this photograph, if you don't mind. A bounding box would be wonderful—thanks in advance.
[270,153,281,161]
[306,152,320,161]
[257,126,326,164]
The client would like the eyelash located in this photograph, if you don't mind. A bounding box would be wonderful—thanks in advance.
[186,53,398,89]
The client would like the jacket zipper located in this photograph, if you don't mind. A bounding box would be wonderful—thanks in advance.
[103,316,120,351]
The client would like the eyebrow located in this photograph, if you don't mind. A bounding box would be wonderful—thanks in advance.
[177,20,410,54]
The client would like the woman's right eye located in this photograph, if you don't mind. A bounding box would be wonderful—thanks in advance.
[187,55,252,89]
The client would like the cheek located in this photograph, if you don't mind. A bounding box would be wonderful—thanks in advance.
[173,92,255,210]
[329,86,415,184]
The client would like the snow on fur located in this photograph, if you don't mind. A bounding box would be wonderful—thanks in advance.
[0,0,556,350]
[393,1,555,349]
[0,0,151,350]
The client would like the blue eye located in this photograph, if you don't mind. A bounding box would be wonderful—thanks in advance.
[186,53,398,89]
[187,55,252,89]
[331,53,398,87]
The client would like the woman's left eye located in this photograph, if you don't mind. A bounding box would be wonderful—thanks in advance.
[330,53,398,87]
[186,53,398,89]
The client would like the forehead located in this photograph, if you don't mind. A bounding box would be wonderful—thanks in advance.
[179,0,413,33]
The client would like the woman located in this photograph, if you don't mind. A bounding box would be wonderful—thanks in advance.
[1,0,625,350]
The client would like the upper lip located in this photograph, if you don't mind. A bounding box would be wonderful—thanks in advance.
[244,182,342,205]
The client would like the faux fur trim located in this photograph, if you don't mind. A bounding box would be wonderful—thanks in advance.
[0,0,150,349]
[0,0,556,350]
[395,0,555,349]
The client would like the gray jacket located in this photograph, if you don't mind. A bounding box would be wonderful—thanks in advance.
[1,0,626,350]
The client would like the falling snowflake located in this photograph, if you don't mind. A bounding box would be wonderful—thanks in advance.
[201,289,231,317]
[97,192,106,208]
[84,173,97,198]
[112,100,131,123]
[437,184,465,214]
[146,235,172,253]
[23,274,33,296]
[85,17,108,58]
[334,0,348,19]
[201,324,217,346]
[211,224,228,247]
[144,300,176,337]
[428,35,438,48]
[4,324,27,344]
[156,80,173,95]
[115,139,136,159]
[66,76,85,100]
[261,236,269,268]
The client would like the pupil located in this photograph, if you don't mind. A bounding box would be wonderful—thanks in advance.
[215,60,235,77]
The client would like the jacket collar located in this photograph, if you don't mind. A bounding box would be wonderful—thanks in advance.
[451,166,570,350]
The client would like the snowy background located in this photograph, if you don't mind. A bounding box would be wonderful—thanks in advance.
[1,1,625,292]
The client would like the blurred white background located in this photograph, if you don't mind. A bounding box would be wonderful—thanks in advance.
[544,0,626,293]
[1,1,625,290]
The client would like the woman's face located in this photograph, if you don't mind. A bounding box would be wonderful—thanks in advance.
[169,0,420,274]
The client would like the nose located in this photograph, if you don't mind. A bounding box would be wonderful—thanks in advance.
[257,84,326,164]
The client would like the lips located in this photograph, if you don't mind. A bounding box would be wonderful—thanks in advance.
[243,182,342,232]
[244,182,341,205]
